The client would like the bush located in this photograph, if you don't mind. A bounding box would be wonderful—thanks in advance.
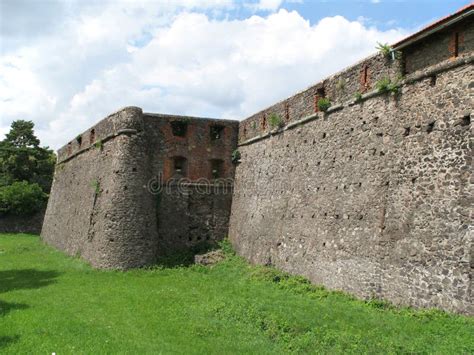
[376,77,401,94]
[317,98,331,112]
[269,113,284,129]
[0,181,47,216]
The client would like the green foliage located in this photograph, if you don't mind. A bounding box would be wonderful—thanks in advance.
[376,77,401,94]
[94,139,103,151]
[354,91,363,102]
[251,121,257,130]
[90,180,100,195]
[336,79,345,92]
[366,296,396,310]
[231,149,241,163]
[218,238,235,256]
[0,182,47,216]
[249,266,331,298]
[376,42,401,60]
[4,120,40,148]
[0,234,473,354]
[317,97,331,112]
[376,42,392,57]
[0,120,55,194]
[268,113,284,129]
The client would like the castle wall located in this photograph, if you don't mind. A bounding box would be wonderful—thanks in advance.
[0,208,45,235]
[42,107,158,268]
[239,54,402,142]
[41,7,472,313]
[402,17,474,74]
[229,52,473,314]
[42,109,239,267]
[143,114,238,257]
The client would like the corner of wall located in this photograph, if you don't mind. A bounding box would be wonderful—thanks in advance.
[42,106,159,269]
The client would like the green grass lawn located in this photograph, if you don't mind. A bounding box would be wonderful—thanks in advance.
[0,234,473,354]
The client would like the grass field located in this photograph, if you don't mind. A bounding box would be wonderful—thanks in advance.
[0,234,473,354]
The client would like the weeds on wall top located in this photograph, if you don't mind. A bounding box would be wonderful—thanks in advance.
[376,42,401,60]
[317,98,331,112]
[269,113,284,129]
[376,42,392,58]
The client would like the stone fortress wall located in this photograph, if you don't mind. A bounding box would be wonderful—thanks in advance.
[42,108,239,268]
[42,6,473,313]
[229,12,473,314]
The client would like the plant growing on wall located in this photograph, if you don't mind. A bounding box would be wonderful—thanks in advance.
[94,139,103,151]
[336,79,346,92]
[90,180,100,195]
[376,77,401,94]
[376,42,401,60]
[376,42,392,57]
[354,92,363,102]
[251,121,257,130]
[269,113,284,129]
[317,98,331,112]
[232,149,241,164]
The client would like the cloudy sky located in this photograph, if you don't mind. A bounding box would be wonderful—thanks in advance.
[0,0,470,149]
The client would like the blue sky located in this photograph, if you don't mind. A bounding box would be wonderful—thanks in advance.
[0,0,471,149]
[268,0,470,29]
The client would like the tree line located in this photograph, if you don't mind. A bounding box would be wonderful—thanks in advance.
[0,120,55,216]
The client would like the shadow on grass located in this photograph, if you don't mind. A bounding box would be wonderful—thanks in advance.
[0,335,20,350]
[0,300,27,349]
[0,300,28,317]
[0,269,61,294]
[0,269,60,349]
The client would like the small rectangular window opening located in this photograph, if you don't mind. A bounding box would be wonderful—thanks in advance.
[210,125,225,140]
[453,32,459,58]
[173,157,187,176]
[90,129,95,145]
[317,87,326,98]
[171,121,188,137]
[210,159,224,179]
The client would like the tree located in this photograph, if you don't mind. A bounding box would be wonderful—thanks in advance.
[0,120,56,193]
[5,120,40,148]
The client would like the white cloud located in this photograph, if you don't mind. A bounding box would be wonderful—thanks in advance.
[0,3,407,149]
[251,0,285,11]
